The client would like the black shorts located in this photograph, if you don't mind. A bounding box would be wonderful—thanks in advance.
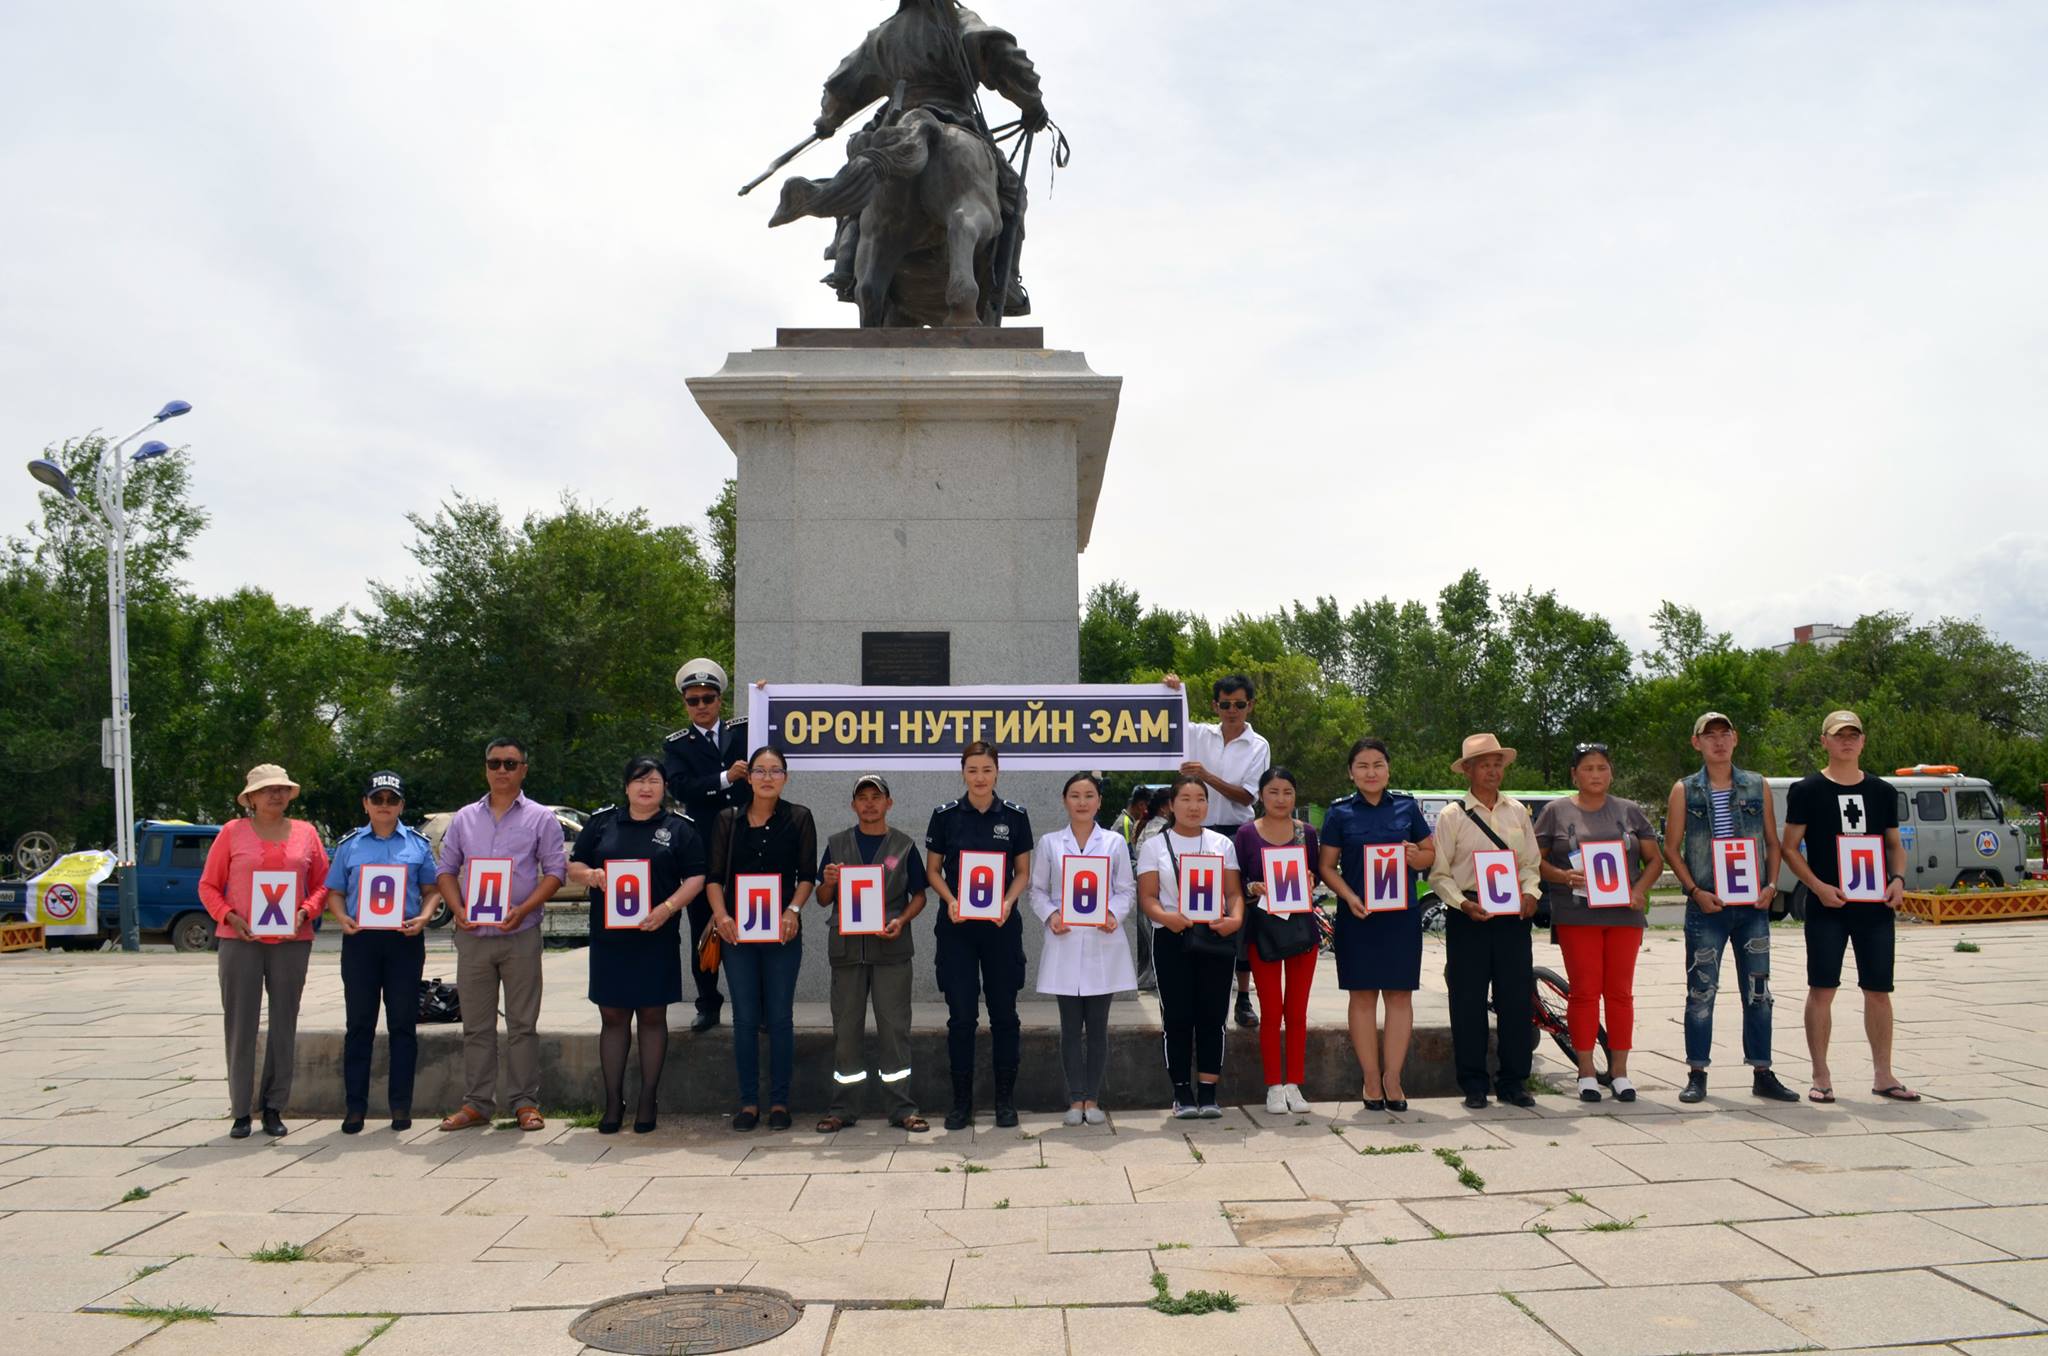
[1804,901,1895,992]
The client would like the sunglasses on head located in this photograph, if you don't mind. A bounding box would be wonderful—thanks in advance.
[1215,699,1249,710]
[368,792,402,806]
[683,693,721,707]
[486,758,524,772]
[1573,742,1609,756]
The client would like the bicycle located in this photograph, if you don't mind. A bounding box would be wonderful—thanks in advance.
[1532,965,1611,1086]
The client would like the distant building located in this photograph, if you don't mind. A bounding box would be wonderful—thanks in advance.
[1773,622,1850,655]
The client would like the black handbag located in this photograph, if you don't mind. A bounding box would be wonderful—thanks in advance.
[1161,833,1241,959]
[417,976,461,1024]
[1249,822,1322,960]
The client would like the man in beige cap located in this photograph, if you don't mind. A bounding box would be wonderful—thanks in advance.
[1780,710,1915,1103]
[664,657,749,1032]
[1662,712,1797,1104]
[1427,734,1542,1108]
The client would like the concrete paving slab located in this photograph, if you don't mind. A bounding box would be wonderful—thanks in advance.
[108,1210,351,1259]
[1068,1304,1316,1353]
[99,1256,360,1316]
[276,1175,487,1215]
[0,1174,181,1210]
[1223,1198,1429,1247]
[825,1306,1062,1356]
[626,1173,805,1214]
[960,1164,1130,1207]
[1524,1280,1810,1356]
[453,1174,649,1217]
[1281,1151,1469,1199]
[1747,1164,1986,1214]
[0,1208,175,1257]
[1934,1206,2048,1259]
[1906,1127,2048,1166]
[363,1309,583,1355]
[745,1252,954,1304]
[672,1210,874,1260]
[1153,1244,1373,1305]
[945,1247,1151,1306]
[119,1314,384,1355]
[0,1255,137,1313]
[1131,1161,1302,1203]
[1554,1221,1812,1285]
[1045,1201,1237,1252]
[1575,1178,1809,1226]
[1940,1260,2048,1322]
[1739,1211,2009,1272]
[309,1213,520,1264]
[1402,1190,1610,1236]
[1350,1231,1593,1298]
[1290,1294,1572,1356]
[0,1310,165,1356]
[869,1205,1046,1254]
[302,1259,556,1314]
[793,1170,964,1213]
[1738,1269,2045,1346]
[482,1212,698,1263]
[1916,1163,2048,1207]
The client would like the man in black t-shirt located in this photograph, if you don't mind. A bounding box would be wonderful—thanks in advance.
[1781,709,1915,1104]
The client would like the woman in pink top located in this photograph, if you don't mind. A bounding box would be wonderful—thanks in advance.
[198,763,329,1139]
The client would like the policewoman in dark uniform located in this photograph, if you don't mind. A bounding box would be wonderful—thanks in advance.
[322,771,437,1135]
[567,755,707,1133]
[924,741,1034,1130]
[662,657,749,1032]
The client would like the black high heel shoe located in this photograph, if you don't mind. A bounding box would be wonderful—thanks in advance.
[598,1100,624,1135]
[633,1094,658,1135]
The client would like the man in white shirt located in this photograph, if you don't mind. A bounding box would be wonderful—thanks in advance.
[1179,673,1270,1028]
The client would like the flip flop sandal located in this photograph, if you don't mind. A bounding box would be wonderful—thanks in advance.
[1872,1085,1922,1102]
[1807,1085,1835,1103]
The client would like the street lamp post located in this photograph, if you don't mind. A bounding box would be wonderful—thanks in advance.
[24,400,192,952]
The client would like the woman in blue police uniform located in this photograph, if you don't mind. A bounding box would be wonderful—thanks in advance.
[322,771,438,1135]
[1317,738,1435,1113]
[924,741,1034,1130]
[567,756,707,1134]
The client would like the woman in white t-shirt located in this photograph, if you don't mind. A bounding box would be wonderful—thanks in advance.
[1136,775,1245,1118]
[1028,773,1138,1126]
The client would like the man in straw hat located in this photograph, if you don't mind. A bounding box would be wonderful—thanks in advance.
[1426,733,1543,1109]
[664,657,749,1032]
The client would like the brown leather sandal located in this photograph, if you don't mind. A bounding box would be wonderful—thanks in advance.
[515,1106,546,1131]
[439,1104,489,1131]
[814,1115,848,1133]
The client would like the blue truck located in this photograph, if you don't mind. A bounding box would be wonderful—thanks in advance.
[0,821,224,951]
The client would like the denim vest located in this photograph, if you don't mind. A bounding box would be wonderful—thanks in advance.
[1679,765,1767,886]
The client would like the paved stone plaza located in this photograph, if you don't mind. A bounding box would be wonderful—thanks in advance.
[6,920,2048,1355]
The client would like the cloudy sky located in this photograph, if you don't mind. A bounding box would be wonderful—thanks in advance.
[4,1,2045,657]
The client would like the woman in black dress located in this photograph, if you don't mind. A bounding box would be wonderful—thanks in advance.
[567,755,706,1133]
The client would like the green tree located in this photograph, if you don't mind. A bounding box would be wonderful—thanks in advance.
[1498,589,1633,785]
[363,495,730,815]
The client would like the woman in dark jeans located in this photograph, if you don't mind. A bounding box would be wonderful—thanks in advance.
[707,747,817,1131]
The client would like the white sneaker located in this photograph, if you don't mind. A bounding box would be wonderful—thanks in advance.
[1283,1084,1311,1114]
[1063,1107,1084,1126]
[1083,1107,1107,1125]
[1265,1085,1289,1115]
[1172,1102,1201,1120]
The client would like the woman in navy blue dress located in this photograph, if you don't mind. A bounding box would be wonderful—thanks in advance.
[1318,739,1435,1111]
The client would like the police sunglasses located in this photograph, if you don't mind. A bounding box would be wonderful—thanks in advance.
[683,693,721,707]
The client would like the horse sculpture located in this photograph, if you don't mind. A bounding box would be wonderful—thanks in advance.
[770,108,1006,329]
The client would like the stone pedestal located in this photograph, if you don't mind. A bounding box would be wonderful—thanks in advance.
[689,331,1122,1001]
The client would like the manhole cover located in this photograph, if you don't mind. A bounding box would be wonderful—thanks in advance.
[570,1286,804,1355]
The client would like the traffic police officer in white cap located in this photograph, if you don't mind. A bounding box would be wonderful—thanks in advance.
[663,657,750,1031]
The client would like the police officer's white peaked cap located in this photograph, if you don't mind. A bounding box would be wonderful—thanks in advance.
[675,659,728,695]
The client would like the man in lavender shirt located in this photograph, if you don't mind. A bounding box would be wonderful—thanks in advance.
[435,737,565,1131]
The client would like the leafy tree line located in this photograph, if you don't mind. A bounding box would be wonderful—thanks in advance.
[2,435,734,852]
[8,433,2045,857]
[1084,575,2048,815]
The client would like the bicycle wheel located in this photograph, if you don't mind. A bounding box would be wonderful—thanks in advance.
[1532,965,1612,1086]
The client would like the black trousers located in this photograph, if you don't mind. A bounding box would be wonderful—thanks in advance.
[934,914,1024,1074]
[1154,925,1234,1086]
[341,929,426,1114]
[687,897,723,1016]
[1444,910,1536,1097]
[1207,824,1255,978]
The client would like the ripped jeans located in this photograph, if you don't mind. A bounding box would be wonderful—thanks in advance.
[1683,903,1774,1068]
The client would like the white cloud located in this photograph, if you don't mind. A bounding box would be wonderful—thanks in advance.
[2,1,2044,654]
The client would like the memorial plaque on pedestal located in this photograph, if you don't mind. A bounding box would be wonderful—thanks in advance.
[862,631,951,686]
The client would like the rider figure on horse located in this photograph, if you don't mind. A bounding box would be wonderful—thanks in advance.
[770,0,1048,320]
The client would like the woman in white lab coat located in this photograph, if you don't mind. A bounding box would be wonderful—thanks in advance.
[1029,772,1138,1125]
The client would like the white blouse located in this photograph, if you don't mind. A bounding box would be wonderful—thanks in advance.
[1027,822,1139,997]
[1134,828,1240,930]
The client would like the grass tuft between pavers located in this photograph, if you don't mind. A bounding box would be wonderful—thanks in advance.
[1149,1270,1238,1315]
[117,1299,215,1324]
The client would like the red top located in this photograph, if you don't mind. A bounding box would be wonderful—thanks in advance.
[197,818,330,943]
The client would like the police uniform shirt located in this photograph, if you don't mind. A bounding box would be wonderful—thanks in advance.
[663,717,751,826]
[324,822,438,922]
[570,805,708,915]
[924,796,1034,897]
